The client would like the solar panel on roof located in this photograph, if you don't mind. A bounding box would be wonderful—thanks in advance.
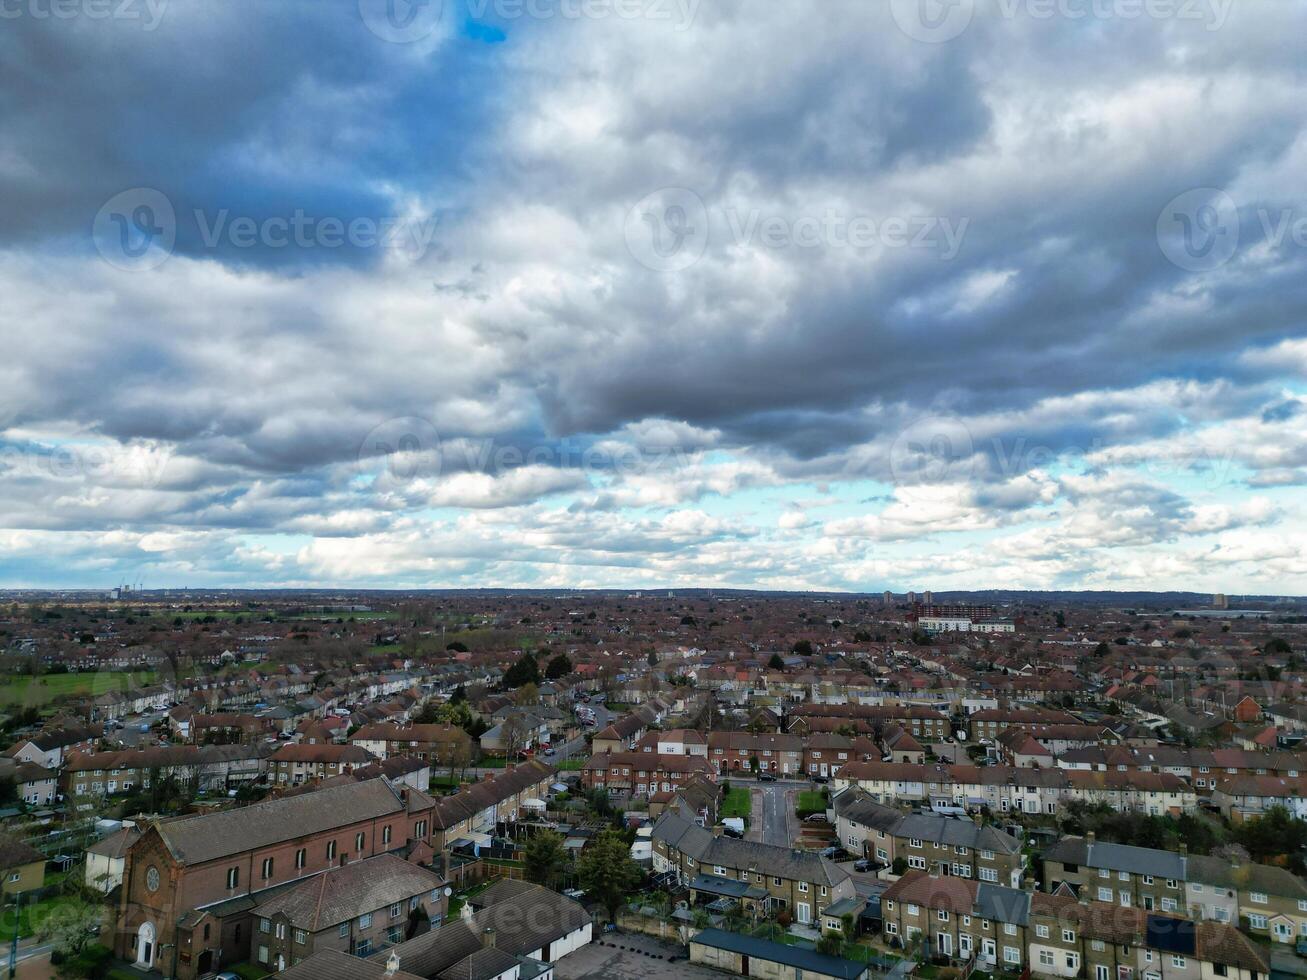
[1145,915,1195,955]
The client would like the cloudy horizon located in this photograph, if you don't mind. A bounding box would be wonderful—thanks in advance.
[2,0,1305,594]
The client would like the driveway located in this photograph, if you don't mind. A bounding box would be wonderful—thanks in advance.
[555,936,722,980]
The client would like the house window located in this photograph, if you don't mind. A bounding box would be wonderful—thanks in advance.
[359,913,372,928]
[1004,923,1017,936]
[1040,951,1055,967]
[295,848,306,869]
[415,820,427,837]
[1036,925,1049,939]
[1251,892,1268,904]
[356,832,365,851]
[338,923,349,938]
[390,903,402,919]
[382,826,392,845]
[259,918,270,934]
[294,930,307,945]
[327,841,337,861]
[227,867,240,889]
[1004,946,1020,965]
[261,857,274,880]
[1063,930,1075,943]
[356,939,372,956]
[938,910,949,922]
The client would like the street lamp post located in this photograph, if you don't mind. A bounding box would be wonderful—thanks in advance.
[7,890,23,980]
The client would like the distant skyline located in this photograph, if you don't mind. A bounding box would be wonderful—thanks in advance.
[2,2,1306,593]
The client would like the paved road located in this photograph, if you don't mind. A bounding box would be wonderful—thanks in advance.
[734,776,806,847]
[765,783,799,847]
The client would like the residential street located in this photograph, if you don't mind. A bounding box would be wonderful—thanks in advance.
[743,777,804,847]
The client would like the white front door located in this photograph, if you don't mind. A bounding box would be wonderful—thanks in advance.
[938,933,953,957]
[136,922,155,968]
[796,902,811,924]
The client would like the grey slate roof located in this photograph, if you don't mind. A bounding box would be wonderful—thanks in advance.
[252,853,444,930]
[436,946,523,980]
[691,927,868,980]
[974,882,1031,926]
[652,811,850,888]
[281,948,426,980]
[471,880,592,957]
[368,920,484,977]
[1045,836,1186,879]
[833,787,1019,854]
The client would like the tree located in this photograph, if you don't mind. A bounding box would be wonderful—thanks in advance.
[576,830,643,923]
[545,653,573,680]
[515,682,540,706]
[524,830,568,889]
[791,640,814,657]
[499,713,531,760]
[767,653,786,671]
[37,899,103,960]
[503,653,541,690]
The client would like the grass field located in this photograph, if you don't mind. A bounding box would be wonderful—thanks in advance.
[0,670,159,707]
[796,790,828,816]
[721,786,752,819]
[0,892,86,939]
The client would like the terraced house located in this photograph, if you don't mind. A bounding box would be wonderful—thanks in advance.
[430,761,558,849]
[706,732,804,775]
[833,762,1195,816]
[580,751,714,798]
[1044,835,1307,944]
[833,789,1024,886]
[651,811,854,927]
[271,744,375,785]
[882,872,1270,980]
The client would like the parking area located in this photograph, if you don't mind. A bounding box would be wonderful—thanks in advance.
[554,935,723,980]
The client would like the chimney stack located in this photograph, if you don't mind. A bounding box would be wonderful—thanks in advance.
[1085,831,1095,846]
[385,952,401,976]
[482,928,497,949]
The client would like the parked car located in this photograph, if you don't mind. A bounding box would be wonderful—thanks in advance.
[820,846,846,859]
[758,772,776,782]
[811,774,830,784]
[853,858,875,872]
[804,813,829,824]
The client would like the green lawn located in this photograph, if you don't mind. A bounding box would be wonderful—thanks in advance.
[796,790,828,816]
[0,893,87,939]
[0,671,159,707]
[554,759,585,771]
[721,786,752,819]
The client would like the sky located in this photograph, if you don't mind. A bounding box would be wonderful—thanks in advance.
[1,0,1305,594]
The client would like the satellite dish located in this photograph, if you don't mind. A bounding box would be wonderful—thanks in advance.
[444,887,453,897]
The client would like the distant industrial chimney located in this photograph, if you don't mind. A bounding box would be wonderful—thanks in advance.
[481,927,497,949]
